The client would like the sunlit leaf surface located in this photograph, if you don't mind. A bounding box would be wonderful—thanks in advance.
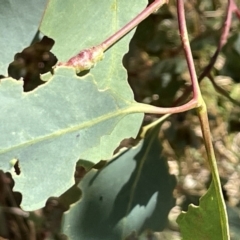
[0,0,47,75]
[40,0,148,62]
[0,67,143,210]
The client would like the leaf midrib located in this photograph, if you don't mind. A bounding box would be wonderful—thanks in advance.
[0,105,139,155]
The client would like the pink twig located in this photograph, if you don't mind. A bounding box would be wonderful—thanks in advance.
[207,73,240,106]
[199,0,235,81]
[232,0,240,19]
[102,0,168,50]
[177,0,201,102]
[58,0,168,72]
[174,0,238,106]
[136,0,201,115]
[136,98,197,114]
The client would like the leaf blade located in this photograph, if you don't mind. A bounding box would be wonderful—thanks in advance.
[177,181,228,240]
[62,124,176,240]
[0,68,143,210]
[0,0,47,75]
[40,0,148,62]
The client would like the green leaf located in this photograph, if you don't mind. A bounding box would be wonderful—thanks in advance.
[0,67,143,211]
[40,0,148,62]
[177,181,228,240]
[0,0,150,211]
[62,124,176,240]
[0,0,47,75]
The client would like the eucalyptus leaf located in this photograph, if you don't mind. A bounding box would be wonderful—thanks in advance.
[0,0,150,211]
[177,182,228,240]
[0,0,47,75]
[62,124,176,240]
[40,0,148,62]
[0,67,143,211]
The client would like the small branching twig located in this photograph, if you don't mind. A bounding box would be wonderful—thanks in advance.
[199,0,234,80]
[208,73,240,107]
[177,0,201,101]
[102,0,169,50]
[147,0,240,130]
[174,0,240,106]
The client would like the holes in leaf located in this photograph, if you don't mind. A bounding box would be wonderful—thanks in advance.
[8,35,57,92]
[13,160,21,176]
[9,159,21,176]
[77,69,90,77]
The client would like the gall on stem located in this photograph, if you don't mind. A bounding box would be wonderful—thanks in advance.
[57,0,168,73]
[57,45,105,73]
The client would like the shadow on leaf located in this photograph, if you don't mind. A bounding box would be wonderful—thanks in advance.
[62,124,176,240]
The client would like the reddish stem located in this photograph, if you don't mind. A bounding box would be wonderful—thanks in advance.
[136,0,202,115]
[232,0,240,19]
[207,73,240,106]
[102,0,168,50]
[59,0,169,72]
[177,0,201,102]
[136,98,197,114]
[174,0,239,106]
[199,0,235,81]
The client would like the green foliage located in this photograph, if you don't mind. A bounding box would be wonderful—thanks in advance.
[0,0,150,211]
[177,182,227,240]
[40,0,148,62]
[0,0,48,75]
[62,125,176,239]
[0,68,143,210]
